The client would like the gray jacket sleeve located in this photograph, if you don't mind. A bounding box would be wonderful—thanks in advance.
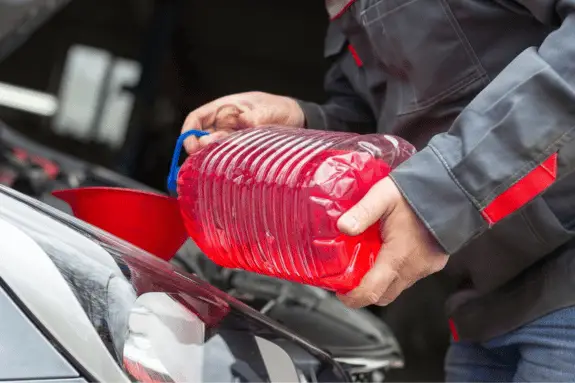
[296,24,376,134]
[297,59,376,133]
[390,0,575,255]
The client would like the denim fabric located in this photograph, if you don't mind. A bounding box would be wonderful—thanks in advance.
[445,305,575,382]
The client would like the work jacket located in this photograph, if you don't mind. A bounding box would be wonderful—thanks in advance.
[297,0,575,342]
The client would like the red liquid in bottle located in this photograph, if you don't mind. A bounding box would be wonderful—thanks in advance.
[177,127,415,293]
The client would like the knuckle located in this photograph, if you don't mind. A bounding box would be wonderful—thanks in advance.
[415,270,429,282]
[182,114,193,128]
[381,281,404,303]
[378,288,399,305]
[184,112,201,130]
[388,269,401,282]
[431,264,443,274]
[349,203,373,234]
[355,201,372,220]
[366,292,381,305]
[376,296,394,306]
[370,263,397,285]
[428,258,447,275]
[388,254,408,272]
[417,264,433,279]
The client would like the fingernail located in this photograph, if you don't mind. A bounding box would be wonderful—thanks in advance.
[376,299,391,307]
[339,215,358,233]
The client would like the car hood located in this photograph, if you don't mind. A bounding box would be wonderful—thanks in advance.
[0,185,349,382]
[0,0,71,62]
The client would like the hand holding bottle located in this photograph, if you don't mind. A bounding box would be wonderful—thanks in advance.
[181,92,305,154]
[337,177,449,307]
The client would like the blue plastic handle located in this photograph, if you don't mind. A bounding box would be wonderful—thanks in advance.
[167,129,210,193]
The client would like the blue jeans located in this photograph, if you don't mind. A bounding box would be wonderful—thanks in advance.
[445,306,575,382]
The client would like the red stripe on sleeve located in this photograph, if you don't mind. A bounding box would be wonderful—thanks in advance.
[481,153,558,225]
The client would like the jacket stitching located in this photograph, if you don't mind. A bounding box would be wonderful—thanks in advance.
[439,0,489,83]
[473,65,546,114]
[520,208,549,246]
[361,0,419,25]
[428,143,482,208]
[374,19,420,109]
[481,209,496,226]
[428,119,574,214]
[397,73,488,116]
[419,72,485,107]
[427,144,488,250]
[363,0,488,115]
[388,172,452,254]
[479,129,574,207]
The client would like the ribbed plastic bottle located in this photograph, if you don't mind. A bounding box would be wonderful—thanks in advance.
[169,126,415,293]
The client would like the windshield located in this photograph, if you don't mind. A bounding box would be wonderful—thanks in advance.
[0,186,348,383]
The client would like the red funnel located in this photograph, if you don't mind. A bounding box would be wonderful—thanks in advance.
[53,187,188,261]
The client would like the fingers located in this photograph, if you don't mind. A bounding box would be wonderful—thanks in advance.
[185,129,234,154]
[337,177,398,236]
[182,103,213,153]
[338,249,411,308]
[376,277,411,306]
[339,241,446,309]
[339,225,421,308]
[182,103,212,133]
[336,177,449,309]
[181,92,297,154]
[182,101,244,154]
[182,110,203,153]
[198,130,232,146]
[210,104,241,130]
[338,259,398,308]
[236,109,262,129]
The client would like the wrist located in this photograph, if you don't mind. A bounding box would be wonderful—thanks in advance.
[285,97,306,128]
[293,100,327,131]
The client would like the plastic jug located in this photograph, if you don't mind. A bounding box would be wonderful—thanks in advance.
[168,126,415,293]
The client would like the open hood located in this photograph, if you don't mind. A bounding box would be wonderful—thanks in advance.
[0,184,350,382]
[0,0,71,61]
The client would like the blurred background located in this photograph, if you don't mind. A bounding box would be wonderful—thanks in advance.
[0,0,330,189]
[0,1,451,381]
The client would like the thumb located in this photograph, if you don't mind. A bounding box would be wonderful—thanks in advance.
[337,177,397,236]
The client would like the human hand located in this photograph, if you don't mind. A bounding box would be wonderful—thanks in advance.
[337,177,449,308]
[181,91,305,154]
